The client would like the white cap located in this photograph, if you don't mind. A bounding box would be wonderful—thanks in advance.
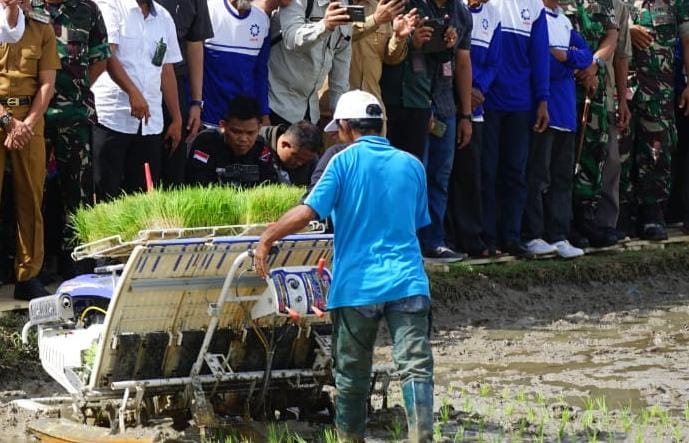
[323,90,384,132]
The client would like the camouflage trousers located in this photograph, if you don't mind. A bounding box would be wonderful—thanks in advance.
[620,97,676,207]
[44,123,93,252]
[573,94,610,208]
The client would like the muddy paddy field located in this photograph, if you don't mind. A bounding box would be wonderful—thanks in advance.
[1,247,689,442]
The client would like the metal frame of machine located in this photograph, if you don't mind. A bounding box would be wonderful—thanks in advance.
[22,224,393,433]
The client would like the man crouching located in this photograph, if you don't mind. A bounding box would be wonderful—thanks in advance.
[254,90,434,443]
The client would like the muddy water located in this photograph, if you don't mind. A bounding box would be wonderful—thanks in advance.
[433,301,689,414]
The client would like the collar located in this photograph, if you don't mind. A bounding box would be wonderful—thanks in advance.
[128,0,158,18]
[467,3,483,13]
[356,135,390,146]
[224,0,251,19]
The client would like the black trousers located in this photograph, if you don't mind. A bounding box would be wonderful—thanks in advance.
[522,128,575,243]
[386,106,431,160]
[445,121,486,254]
[92,124,163,201]
[161,72,191,187]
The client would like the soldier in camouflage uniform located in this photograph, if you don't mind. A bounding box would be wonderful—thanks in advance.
[562,0,619,247]
[33,0,110,276]
[621,0,689,240]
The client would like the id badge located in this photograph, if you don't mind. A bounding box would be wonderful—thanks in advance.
[442,61,452,78]
[152,38,167,67]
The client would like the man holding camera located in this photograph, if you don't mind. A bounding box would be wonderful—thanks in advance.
[268,0,352,125]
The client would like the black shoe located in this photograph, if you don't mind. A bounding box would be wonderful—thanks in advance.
[13,278,50,301]
[424,246,467,263]
[569,227,590,249]
[501,241,531,258]
[588,227,618,248]
[641,224,668,241]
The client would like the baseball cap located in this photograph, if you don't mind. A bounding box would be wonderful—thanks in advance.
[323,90,384,132]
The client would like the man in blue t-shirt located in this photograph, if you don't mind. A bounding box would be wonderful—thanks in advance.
[254,90,434,443]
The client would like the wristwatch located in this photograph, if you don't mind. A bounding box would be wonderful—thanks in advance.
[190,99,204,110]
[594,56,606,69]
[0,112,12,131]
[459,113,472,120]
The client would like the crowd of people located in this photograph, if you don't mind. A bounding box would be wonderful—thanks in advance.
[0,0,688,301]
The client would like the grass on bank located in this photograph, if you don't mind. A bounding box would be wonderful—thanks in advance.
[70,184,305,244]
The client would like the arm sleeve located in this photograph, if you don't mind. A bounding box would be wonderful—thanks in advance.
[678,0,689,38]
[94,0,121,45]
[564,29,593,70]
[383,33,409,65]
[529,7,550,103]
[187,0,214,41]
[457,5,472,50]
[39,25,62,71]
[327,32,352,111]
[0,7,24,44]
[186,145,215,185]
[255,35,271,115]
[88,4,112,63]
[281,0,331,51]
[304,156,341,220]
[352,14,379,42]
[615,2,632,58]
[473,22,502,94]
[163,16,183,64]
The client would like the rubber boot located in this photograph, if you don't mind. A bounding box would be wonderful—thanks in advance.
[402,380,434,443]
[335,393,367,442]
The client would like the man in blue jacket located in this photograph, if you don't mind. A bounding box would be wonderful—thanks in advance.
[480,0,550,256]
[254,90,434,443]
[522,1,592,259]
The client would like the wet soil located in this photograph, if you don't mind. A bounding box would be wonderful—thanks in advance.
[2,248,689,441]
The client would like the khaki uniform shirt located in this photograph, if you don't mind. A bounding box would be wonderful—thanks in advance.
[0,16,60,105]
[349,0,408,104]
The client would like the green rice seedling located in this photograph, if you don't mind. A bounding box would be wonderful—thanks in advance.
[479,384,491,398]
[462,396,474,414]
[557,407,571,442]
[535,392,546,406]
[634,426,645,443]
[388,414,403,441]
[639,409,651,427]
[322,427,338,443]
[478,416,486,442]
[671,421,683,443]
[620,406,634,433]
[526,407,537,424]
[453,425,465,442]
[583,397,595,413]
[440,397,452,424]
[536,416,546,443]
[515,389,527,403]
[504,402,515,420]
[266,423,282,443]
[434,422,442,442]
[501,387,510,401]
[684,402,689,422]
[287,433,307,443]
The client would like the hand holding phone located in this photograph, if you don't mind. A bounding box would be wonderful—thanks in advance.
[324,1,351,30]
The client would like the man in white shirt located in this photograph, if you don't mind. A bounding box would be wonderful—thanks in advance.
[267,0,352,125]
[92,0,182,200]
[0,0,24,43]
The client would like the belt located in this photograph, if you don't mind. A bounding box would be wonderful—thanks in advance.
[0,96,32,107]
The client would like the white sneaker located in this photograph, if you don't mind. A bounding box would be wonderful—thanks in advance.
[525,238,557,255]
[553,240,584,258]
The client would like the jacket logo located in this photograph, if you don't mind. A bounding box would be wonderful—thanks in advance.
[521,8,531,22]
[250,23,260,38]
[481,18,489,30]
[259,146,272,162]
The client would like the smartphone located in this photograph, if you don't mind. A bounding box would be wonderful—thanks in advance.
[346,5,366,22]
[423,17,449,54]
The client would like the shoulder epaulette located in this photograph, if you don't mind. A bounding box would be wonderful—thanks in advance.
[28,11,51,24]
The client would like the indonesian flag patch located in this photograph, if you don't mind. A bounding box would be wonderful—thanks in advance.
[193,149,209,164]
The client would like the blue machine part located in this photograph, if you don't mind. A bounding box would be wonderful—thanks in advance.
[56,274,117,300]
